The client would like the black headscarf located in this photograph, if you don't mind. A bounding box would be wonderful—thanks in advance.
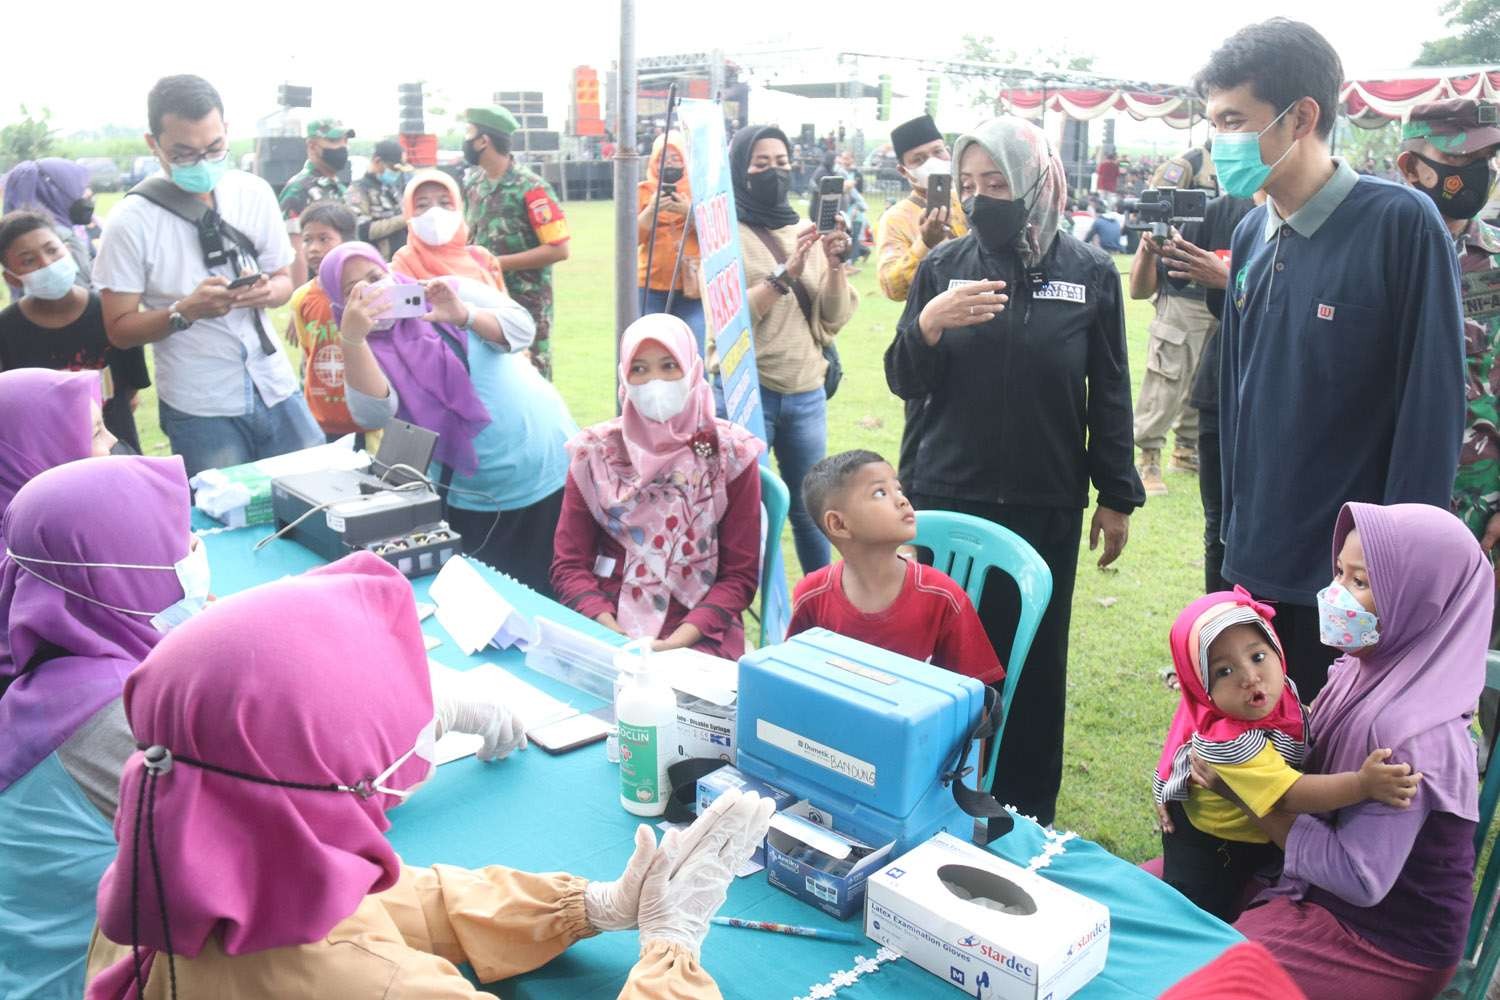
[729,125,801,229]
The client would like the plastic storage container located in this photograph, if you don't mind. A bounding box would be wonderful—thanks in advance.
[736,628,985,853]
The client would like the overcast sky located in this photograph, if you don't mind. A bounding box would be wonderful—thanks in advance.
[7,0,1458,146]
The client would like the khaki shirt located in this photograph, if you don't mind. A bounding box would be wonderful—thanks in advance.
[86,863,721,999]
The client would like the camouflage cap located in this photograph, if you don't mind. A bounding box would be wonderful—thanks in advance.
[464,105,519,136]
[1402,99,1500,155]
[307,118,355,141]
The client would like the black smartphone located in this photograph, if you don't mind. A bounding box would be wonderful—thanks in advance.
[661,183,677,196]
[927,172,952,211]
[227,273,263,290]
[815,174,844,232]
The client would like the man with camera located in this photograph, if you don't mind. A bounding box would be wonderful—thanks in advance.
[1127,169,1218,496]
[279,118,354,285]
[95,75,321,477]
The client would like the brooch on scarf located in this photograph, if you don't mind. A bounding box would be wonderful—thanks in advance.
[689,430,718,460]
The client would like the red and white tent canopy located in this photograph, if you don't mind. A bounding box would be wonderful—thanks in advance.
[1341,67,1500,128]
[999,87,1201,129]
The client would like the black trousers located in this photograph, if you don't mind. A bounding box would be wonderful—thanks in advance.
[1162,800,1282,922]
[909,495,1081,826]
[1198,418,1228,594]
[444,487,565,600]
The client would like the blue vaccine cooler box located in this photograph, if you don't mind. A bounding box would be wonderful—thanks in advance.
[735,628,986,854]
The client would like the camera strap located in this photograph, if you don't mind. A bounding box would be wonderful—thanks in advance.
[127,178,277,356]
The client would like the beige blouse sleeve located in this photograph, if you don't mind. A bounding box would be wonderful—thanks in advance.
[380,866,723,998]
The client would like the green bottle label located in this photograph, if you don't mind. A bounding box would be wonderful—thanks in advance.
[619,721,659,803]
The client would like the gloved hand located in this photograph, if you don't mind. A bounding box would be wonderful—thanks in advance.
[431,669,527,761]
[637,790,775,956]
[585,824,658,931]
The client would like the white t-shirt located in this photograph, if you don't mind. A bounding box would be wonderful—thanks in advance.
[92,169,298,417]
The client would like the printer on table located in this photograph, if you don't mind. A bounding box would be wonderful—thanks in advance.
[270,419,462,576]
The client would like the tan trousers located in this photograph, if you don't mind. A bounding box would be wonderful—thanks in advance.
[1134,292,1215,452]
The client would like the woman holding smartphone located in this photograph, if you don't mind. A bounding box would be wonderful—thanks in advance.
[637,131,705,357]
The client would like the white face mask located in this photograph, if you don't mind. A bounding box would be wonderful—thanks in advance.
[627,377,693,422]
[20,254,79,300]
[5,538,211,634]
[908,157,950,191]
[410,206,462,246]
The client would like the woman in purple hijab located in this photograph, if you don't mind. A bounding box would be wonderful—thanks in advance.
[1215,502,1492,999]
[2,158,95,283]
[0,455,199,999]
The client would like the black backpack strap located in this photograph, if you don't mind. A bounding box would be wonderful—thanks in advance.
[127,178,277,356]
[939,685,1014,844]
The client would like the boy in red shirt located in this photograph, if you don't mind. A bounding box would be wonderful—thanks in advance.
[789,450,1004,685]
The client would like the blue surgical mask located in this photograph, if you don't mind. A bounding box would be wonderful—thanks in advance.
[169,153,231,195]
[20,254,79,301]
[1316,580,1380,652]
[379,169,400,186]
[5,539,212,634]
[1213,103,1297,199]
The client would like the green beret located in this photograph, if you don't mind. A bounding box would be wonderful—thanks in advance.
[464,106,519,136]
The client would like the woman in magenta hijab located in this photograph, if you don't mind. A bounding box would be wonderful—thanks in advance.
[0,456,198,1000]
[1212,503,1492,1000]
[84,552,773,998]
[551,314,764,657]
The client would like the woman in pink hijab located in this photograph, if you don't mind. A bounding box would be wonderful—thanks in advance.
[85,552,773,999]
[551,314,764,657]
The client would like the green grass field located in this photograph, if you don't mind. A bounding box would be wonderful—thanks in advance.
[101,190,1197,861]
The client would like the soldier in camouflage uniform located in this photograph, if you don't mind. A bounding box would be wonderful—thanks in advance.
[279,118,354,284]
[345,138,410,260]
[1397,100,1500,555]
[461,105,571,380]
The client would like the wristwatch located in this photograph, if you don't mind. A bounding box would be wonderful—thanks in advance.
[167,301,191,332]
[766,264,792,296]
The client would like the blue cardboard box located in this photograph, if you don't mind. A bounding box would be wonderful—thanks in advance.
[764,802,895,920]
[736,629,986,854]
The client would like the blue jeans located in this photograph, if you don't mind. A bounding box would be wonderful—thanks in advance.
[159,389,324,478]
[640,288,707,359]
[760,385,830,573]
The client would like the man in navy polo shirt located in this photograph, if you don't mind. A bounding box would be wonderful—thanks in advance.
[1199,18,1465,699]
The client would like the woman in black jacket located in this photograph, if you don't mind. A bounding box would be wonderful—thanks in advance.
[884,116,1146,825]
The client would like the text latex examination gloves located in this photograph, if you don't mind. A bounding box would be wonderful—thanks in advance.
[431,669,528,761]
[637,790,776,956]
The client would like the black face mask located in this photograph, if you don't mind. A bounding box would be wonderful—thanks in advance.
[109,439,139,456]
[319,146,349,172]
[963,194,1030,254]
[746,167,791,207]
[462,137,483,166]
[68,197,95,226]
[1412,152,1493,221]
[660,166,684,184]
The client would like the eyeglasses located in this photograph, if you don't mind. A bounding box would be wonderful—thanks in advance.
[164,146,229,168]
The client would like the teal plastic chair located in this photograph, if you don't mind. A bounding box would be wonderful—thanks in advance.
[1445,651,1500,1000]
[757,465,791,648]
[911,509,1052,794]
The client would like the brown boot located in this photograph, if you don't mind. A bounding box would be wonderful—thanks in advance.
[1169,446,1199,474]
[1138,448,1168,496]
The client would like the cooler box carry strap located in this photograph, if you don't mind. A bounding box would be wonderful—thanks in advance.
[942,685,1013,844]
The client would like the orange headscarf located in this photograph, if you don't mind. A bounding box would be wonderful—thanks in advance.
[391,169,505,291]
[637,131,699,293]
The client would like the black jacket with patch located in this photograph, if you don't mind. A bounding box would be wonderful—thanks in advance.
[884,231,1146,513]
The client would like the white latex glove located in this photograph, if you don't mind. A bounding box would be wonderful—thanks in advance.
[431,670,527,761]
[637,790,776,956]
[585,824,658,931]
